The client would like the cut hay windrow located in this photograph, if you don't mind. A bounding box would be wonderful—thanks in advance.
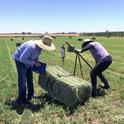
[38,66,91,107]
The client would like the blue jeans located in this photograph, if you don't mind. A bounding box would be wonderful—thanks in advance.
[15,60,34,102]
[90,56,112,87]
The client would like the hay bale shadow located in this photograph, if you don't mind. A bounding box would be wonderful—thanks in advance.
[35,93,87,115]
[5,92,88,115]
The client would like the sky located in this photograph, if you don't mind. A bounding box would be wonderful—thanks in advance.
[0,0,124,33]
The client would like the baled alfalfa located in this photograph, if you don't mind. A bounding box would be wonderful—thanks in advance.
[16,43,21,47]
[38,66,91,107]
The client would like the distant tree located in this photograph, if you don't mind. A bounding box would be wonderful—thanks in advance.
[27,32,31,34]
[22,32,26,34]
[106,30,110,38]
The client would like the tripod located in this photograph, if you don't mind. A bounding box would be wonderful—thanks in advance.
[65,42,93,79]
[73,53,83,79]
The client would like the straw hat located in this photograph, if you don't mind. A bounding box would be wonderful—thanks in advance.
[35,35,56,50]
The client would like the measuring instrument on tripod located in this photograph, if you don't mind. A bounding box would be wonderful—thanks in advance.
[65,41,92,79]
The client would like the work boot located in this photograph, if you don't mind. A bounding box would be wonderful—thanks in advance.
[91,87,97,97]
[16,98,29,105]
[27,94,34,101]
[101,84,110,89]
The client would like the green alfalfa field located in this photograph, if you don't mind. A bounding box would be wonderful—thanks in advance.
[0,36,124,124]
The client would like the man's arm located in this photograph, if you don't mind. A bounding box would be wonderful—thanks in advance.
[81,44,93,53]
[19,46,35,66]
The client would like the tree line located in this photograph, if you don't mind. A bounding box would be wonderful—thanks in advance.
[79,31,124,37]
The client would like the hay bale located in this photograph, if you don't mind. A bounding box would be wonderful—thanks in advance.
[22,37,24,40]
[78,38,82,41]
[10,38,13,41]
[16,43,21,47]
[38,66,91,107]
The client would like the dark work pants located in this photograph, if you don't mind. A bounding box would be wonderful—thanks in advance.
[15,60,34,102]
[90,56,112,87]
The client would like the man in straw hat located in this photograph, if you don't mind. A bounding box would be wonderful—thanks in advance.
[76,39,112,97]
[13,35,56,104]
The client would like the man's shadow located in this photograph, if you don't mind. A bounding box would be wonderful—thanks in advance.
[5,96,46,115]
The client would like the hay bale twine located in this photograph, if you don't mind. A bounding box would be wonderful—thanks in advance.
[38,66,91,107]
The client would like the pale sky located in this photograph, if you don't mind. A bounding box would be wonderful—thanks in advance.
[0,0,124,33]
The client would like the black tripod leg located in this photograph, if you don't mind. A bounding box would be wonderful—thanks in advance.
[77,55,83,79]
[78,53,92,69]
[73,54,78,76]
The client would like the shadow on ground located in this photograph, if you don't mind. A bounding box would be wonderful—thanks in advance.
[5,88,106,115]
[5,98,44,115]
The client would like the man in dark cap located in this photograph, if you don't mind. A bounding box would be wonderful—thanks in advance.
[78,39,112,96]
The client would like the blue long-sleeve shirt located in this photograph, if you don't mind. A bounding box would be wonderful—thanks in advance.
[13,40,41,67]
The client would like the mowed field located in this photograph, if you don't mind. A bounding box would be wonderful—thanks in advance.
[0,36,124,124]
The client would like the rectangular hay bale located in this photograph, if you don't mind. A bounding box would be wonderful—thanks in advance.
[16,43,21,47]
[38,66,91,107]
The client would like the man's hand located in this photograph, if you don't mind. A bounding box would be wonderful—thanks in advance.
[73,49,81,53]
[34,61,41,67]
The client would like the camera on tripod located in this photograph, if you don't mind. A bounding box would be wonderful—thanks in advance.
[65,41,92,79]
